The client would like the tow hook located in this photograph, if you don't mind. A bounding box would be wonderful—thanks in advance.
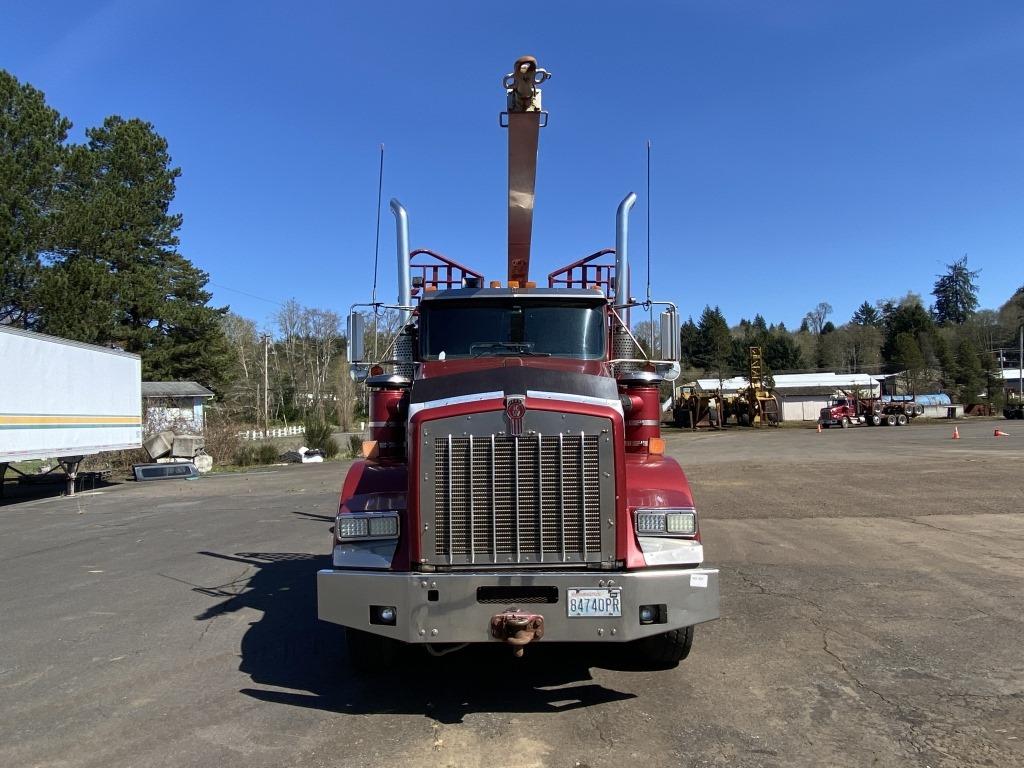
[490,611,544,657]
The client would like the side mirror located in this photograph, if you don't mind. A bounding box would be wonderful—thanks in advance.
[347,311,365,364]
[659,308,680,362]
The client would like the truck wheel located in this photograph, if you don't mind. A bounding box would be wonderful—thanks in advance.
[897,413,908,426]
[869,414,882,426]
[633,626,695,666]
[885,414,897,426]
[345,628,401,672]
[841,417,851,428]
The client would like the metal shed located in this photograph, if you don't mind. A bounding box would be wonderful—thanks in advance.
[775,386,843,422]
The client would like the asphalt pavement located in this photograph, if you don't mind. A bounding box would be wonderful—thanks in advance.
[1,419,1021,767]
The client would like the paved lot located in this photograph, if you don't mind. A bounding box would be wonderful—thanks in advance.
[2,419,1022,767]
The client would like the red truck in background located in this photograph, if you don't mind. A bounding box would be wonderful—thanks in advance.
[819,394,924,428]
[316,57,720,669]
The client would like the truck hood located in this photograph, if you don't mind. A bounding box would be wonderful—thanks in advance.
[410,359,620,409]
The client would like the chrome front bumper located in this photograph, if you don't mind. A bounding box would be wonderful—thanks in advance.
[317,567,720,644]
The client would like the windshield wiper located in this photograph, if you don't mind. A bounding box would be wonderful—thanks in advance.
[470,342,550,358]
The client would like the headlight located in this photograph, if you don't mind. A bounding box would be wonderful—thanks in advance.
[336,512,400,541]
[633,508,697,538]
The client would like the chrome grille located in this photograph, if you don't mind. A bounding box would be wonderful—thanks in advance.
[420,411,614,567]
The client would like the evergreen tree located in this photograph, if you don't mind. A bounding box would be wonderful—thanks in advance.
[933,332,956,388]
[693,305,732,379]
[999,285,1024,334]
[953,337,984,405]
[851,301,881,326]
[37,116,231,391]
[764,332,803,371]
[932,255,979,326]
[0,70,70,326]
[881,295,936,371]
[679,317,699,369]
[893,332,926,393]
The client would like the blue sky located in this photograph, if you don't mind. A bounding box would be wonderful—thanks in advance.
[4,1,1023,331]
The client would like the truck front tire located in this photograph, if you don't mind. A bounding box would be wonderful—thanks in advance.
[632,626,695,666]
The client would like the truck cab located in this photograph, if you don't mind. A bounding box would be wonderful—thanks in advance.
[319,283,719,666]
[820,397,862,428]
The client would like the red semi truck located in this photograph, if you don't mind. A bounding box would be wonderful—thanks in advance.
[819,394,924,428]
[316,57,719,667]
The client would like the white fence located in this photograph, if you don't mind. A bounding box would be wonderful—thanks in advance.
[238,426,306,441]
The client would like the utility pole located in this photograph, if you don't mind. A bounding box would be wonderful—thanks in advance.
[261,333,270,432]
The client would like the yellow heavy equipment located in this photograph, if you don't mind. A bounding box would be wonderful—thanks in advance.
[734,346,779,427]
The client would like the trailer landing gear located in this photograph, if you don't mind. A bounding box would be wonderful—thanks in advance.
[57,455,85,497]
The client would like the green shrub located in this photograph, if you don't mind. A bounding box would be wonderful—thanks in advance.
[304,416,339,459]
[320,436,340,459]
[347,434,363,458]
[233,442,279,466]
[234,444,256,466]
[256,442,280,464]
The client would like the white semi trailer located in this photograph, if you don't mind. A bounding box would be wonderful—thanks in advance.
[0,326,142,496]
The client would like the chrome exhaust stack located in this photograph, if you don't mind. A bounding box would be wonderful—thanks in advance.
[612,192,640,376]
[390,198,412,324]
[614,192,637,305]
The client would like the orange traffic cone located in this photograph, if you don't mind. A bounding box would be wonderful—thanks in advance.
[994,428,1010,438]
[817,423,822,433]
[951,426,960,440]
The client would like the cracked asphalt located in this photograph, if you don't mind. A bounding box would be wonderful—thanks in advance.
[1,419,1022,767]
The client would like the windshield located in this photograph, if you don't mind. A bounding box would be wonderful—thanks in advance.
[420,300,607,360]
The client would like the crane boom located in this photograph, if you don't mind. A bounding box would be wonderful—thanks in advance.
[503,55,550,285]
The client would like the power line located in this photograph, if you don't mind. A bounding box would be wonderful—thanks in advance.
[209,282,284,307]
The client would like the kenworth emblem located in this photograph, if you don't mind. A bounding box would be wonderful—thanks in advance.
[505,395,526,437]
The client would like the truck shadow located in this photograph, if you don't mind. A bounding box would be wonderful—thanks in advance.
[194,550,637,724]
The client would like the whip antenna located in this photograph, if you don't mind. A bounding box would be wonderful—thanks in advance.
[371,143,384,358]
[646,139,654,353]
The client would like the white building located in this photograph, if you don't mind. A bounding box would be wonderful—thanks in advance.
[142,382,215,432]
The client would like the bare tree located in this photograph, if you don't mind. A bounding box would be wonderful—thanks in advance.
[303,308,342,416]
[220,313,262,422]
[803,302,833,336]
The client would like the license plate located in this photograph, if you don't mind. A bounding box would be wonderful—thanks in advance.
[567,588,622,618]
